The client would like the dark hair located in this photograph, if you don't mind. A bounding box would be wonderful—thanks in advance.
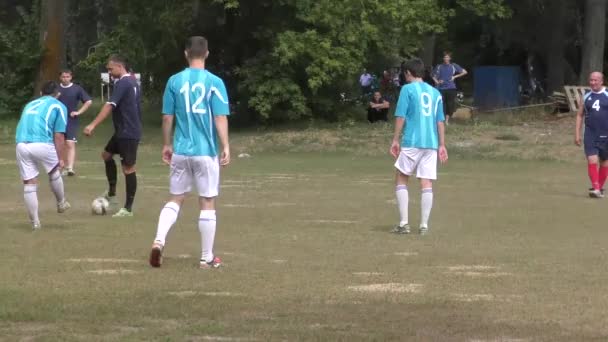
[41,81,59,95]
[185,36,208,59]
[59,69,72,76]
[403,58,425,78]
[108,54,128,67]
[443,51,452,58]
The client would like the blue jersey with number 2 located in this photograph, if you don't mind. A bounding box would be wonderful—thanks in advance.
[162,68,230,157]
[16,96,67,144]
[395,81,445,149]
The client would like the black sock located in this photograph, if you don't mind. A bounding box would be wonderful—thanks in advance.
[104,159,117,196]
[124,172,137,211]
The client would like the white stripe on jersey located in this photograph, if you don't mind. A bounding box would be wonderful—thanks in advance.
[45,104,66,135]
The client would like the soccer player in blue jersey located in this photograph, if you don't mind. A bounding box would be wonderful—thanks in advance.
[84,55,142,217]
[15,81,71,230]
[575,71,608,198]
[149,36,230,269]
[57,69,92,176]
[390,58,448,235]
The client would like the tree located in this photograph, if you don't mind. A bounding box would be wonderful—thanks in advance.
[580,0,607,84]
[38,0,66,90]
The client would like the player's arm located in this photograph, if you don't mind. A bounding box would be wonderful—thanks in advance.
[391,90,407,158]
[452,64,468,80]
[575,95,584,146]
[215,116,230,166]
[54,107,67,168]
[436,95,448,163]
[380,99,390,109]
[83,103,112,136]
[74,100,93,117]
[161,115,174,165]
[161,78,176,164]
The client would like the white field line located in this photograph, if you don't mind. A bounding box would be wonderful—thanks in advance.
[87,269,140,275]
[68,258,139,263]
[348,283,423,294]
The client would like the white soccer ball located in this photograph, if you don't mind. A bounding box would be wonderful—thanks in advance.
[91,197,109,215]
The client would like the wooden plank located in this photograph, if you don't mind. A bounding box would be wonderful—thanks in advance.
[564,86,591,112]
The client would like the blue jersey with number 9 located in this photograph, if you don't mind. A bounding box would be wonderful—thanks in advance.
[162,68,230,157]
[395,81,445,149]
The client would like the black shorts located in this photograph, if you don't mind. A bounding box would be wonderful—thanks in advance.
[65,118,79,142]
[104,136,139,166]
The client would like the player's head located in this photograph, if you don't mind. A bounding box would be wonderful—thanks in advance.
[443,51,452,64]
[589,71,604,91]
[373,91,382,101]
[40,81,59,97]
[59,69,72,85]
[185,36,209,61]
[403,58,425,83]
[106,54,128,78]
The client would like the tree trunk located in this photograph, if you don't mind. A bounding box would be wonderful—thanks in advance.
[580,0,606,84]
[545,1,566,93]
[419,34,436,69]
[38,0,66,91]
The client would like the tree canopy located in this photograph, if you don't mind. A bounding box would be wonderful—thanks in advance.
[0,0,606,122]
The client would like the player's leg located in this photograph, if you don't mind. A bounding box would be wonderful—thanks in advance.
[194,156,221,268]
[440,90,450,124]
[32,143,70,213]
[584,133,602,197]
[445,90,457,124]
[63,120,78,175]
[598,148,608,194]
[150,155,191,267]
[113,139,138,217]
[417,149,438,234]
[393,148,418,234]
[17,143,41,229]
[102,137,118,203]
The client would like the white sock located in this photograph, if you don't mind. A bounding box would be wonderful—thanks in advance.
[154,202,180,246]
[49,170,65,203]
[198,210,217,263]
[421,188,433,228]
[24,184,39,224]
[396,185,409,226]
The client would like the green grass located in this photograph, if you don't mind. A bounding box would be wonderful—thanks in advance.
[1,118,608,341]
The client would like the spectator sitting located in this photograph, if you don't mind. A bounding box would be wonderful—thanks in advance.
[368,91,390,123]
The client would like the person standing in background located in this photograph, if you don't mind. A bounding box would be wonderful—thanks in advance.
[432,52,467,125]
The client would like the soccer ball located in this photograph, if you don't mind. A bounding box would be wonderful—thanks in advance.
[91,197,110,215]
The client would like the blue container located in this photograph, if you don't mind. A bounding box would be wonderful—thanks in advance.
[473,66,520,110]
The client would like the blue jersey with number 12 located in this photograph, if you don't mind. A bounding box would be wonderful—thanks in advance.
[395,81,445,149]
[162,68,230,157]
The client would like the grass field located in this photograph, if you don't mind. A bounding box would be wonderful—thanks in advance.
[1,117,608,341]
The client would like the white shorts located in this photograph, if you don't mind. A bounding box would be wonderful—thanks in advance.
[16,143,59,181]
[169,154,220,198]
[394,148,438,180]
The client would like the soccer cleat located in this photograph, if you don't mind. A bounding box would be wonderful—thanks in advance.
[200,256,222,269]
[101,191,119,206]
[32,222,41,230]
[57,200,71,213]
[112,208,133,218]
[589,189,604,198]
[149,242,163,268]
[419,226,429,235]
[67,168,76,176]
[391,224,411,234]
[588,188,605,198]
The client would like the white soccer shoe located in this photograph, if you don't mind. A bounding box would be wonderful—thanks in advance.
[57,200,71,213]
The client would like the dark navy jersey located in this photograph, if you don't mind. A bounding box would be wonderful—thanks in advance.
[58,83,91,114]
[583,89,608,138]
[108,74,142,140]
